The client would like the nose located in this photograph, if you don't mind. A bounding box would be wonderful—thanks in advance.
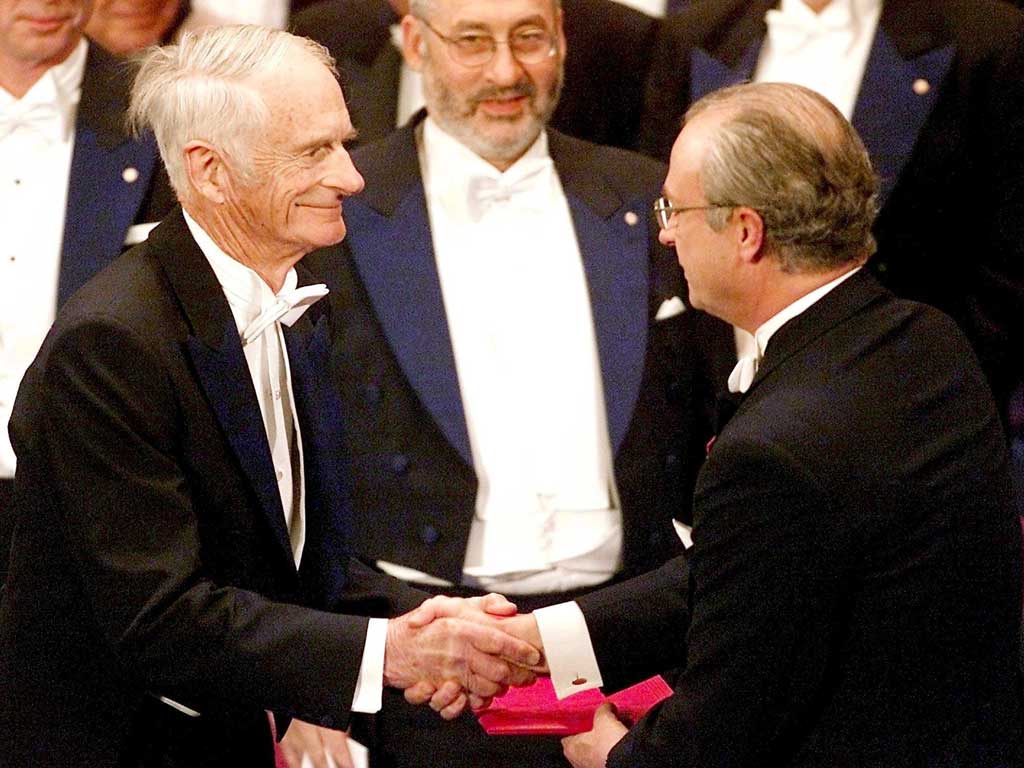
[484,39,525,85]
[323,145,365,196]
[658,224,675,247]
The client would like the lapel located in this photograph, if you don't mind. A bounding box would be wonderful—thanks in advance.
[346,123,652,461]
[345,119,473,464]
[851,0,955,207]
[688,0,773,102]
[150,209,296,572]
[59,43,160,306]
[548,131,650,454]
[745,269,887,400]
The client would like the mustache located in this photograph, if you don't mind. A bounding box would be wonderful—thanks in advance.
[470,82,537,106]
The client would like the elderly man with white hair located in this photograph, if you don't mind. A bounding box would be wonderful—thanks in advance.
[0,25,539,768]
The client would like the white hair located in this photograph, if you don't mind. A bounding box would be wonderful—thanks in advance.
[127,25,337,197]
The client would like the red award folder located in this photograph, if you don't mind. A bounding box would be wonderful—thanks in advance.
[476,675,673,736]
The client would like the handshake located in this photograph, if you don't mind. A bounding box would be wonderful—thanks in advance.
[383,593,544,720]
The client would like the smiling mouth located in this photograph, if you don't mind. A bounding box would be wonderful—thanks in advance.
[21,15,72,31]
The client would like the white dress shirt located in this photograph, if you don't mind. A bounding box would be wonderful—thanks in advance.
[755,0,882,120]
[611,0,670,16]
[181,0,289,30]
[0,39,87,479]
[378,118,622,596]
[538,266,862,699]
[390,24,425,128]
[182,211,385,714]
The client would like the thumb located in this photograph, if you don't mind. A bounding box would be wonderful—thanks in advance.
[593,701,621,726]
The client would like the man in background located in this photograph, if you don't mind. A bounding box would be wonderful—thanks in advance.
[307,0,730,765]
[291,0,659,151]
[0,0,174,585]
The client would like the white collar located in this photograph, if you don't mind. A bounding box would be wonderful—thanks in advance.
[0,38,88,141]
[770,0,882,34]
[182,208,298,329]
[422,115,552,187]
[752,266,861,360]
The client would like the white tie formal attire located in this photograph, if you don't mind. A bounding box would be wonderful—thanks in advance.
[0,39,87,480]
[183,211,386,715]
[376,118,624,602]
[538,267,862,698]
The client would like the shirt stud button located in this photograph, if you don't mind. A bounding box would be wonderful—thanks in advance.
[572,677,587,686]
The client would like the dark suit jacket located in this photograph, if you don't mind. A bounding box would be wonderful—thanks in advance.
[0,209,423,768]
[577,270,1024,767]
[306,120,732,585]
[636,0,1024,414]
[291,0,659,151]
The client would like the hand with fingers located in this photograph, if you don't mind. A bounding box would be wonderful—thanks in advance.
[561,702,629,768]
[400,595,549,718]
[384,594,542,720]
[279,719,355,768]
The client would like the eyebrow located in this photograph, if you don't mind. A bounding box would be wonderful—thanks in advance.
[293,126,359,155]
[450,14,549,32]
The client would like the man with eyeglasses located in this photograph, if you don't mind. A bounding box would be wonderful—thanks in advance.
[637,0,1024,436]
[291,0,658,151]
[469,81,1023,768]
[306,0,731,765]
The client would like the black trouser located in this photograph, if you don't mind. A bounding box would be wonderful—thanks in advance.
[0,478,13,588]
[363,581,612,768]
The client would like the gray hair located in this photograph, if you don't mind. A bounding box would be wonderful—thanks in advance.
[127,25,337,197]
[686,82,879,273]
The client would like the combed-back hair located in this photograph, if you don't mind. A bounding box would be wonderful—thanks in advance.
[686,82,879,272]
[128,25,337,197]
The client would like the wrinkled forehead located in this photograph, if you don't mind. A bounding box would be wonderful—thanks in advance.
[427,0,559,29]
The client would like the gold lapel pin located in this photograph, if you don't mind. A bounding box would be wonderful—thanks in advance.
[912,78,931,96]
[624,211,639,226]
[122,166,139,184]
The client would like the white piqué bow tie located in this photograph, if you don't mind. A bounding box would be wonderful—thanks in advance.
[0,100,66,144]
[728,352,761,394]
[241,284,329,347]
[764,1,856,54]
[465,157,553,221]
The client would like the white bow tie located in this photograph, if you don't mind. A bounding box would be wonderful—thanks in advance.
[764,3,856,54]
[0,100,67,144]
[728,352,761,394]
[465,158,552,221]
[241,284,329,347]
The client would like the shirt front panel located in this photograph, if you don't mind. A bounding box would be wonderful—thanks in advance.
[0,39,87,477]
[418,118,621,588]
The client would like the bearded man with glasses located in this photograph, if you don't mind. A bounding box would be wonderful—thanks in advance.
[306,0,732,765]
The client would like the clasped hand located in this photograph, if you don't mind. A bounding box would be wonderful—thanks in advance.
[384,594,542,719]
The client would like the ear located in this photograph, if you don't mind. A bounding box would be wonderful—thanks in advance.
[733,207,766,264]
[183,141,228,205]
[401,14,426,71]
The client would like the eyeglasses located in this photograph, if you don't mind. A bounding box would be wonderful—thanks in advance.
[416,18,558,68]
[652,197,735,230]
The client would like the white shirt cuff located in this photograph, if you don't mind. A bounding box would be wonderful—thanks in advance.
[350,618,388,714]
[534,602,603,700]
